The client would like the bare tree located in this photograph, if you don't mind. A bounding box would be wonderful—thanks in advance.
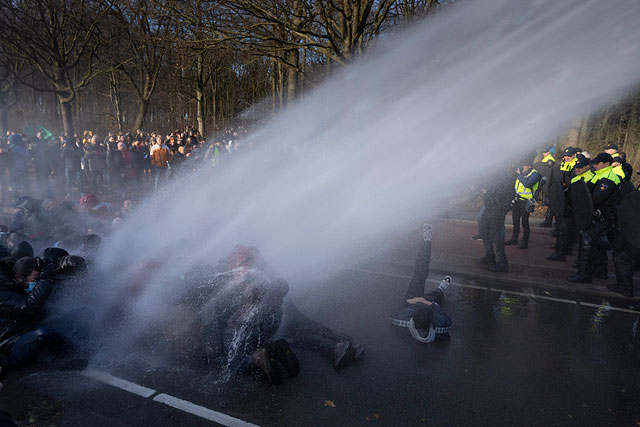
[105,0,175,132]
[0,0,113,134]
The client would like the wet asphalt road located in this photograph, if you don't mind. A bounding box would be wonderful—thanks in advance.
[2,261,640,427]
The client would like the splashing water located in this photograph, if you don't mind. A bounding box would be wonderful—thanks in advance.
[82,0,640,363]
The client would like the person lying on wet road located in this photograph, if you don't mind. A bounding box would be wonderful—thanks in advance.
[389,222,452,342]
[178,244,364,385]
[390,276,453,343]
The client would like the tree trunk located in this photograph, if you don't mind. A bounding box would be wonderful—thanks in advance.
[286,49,299,105]
[109,71,124,132]
[196,52,206,137]
[133,99,149,132]
[0,107,7,136]
[210,75,217,132]
[58,95,74,136]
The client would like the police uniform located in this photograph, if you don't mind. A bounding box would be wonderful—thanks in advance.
[546,148,579,261]
[506,165,541,249]
[611,188,639,297]
[568,153,620,284]
[476,168,515,272]
[567,155,596,269]
[539,149,556,227]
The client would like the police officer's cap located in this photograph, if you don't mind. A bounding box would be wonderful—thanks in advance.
[562,147,578,157]
[574,154,590,169]
[603,143,618,151]
[590,153,613,165]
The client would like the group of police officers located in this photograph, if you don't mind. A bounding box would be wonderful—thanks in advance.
[478,142,639,298]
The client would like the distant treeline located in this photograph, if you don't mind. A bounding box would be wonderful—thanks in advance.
[0,0,638,174]
[0,0,447,137]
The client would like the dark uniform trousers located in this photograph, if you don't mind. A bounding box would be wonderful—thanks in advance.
[479,210,507,265]
[509,199,530,244]
[613,240,638,295]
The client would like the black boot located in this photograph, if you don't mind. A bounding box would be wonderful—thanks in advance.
[504,238,518,246]
[475,254,496,265]
[517,240,528,249]
[567,272,592,284]
[568,234,592,284]
[612,250,635,297]
[593,270,609,280]
[268,339,299,378]
[546,252,566,261]
[488,262,509,273]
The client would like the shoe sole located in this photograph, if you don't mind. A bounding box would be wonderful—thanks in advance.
[271,340,299,378]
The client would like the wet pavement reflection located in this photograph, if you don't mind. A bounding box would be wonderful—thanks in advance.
[2,265,640,426]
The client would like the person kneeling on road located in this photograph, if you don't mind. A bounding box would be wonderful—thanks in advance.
[0,257,85,371]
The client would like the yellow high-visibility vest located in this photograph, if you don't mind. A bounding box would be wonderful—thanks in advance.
[515,169,540,200]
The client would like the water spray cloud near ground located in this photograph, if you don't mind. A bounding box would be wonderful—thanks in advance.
[93,0,640,348]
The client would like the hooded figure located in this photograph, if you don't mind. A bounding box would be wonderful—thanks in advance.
[10,241,34,260]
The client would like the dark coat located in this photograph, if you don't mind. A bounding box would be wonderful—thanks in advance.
[0,277,53,354]
[61,143,83,170]
[482,170,515,216]
[84,143,107,172]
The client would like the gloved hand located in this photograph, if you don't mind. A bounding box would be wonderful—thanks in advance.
[39,261,55,281]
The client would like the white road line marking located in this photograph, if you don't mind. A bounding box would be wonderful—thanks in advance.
[82,369,156,398]
[579,302,606,308]
[451,283,490,291]
[534,295,579,305]
[350,267,640,314]
[488,288,535,297]
[607,306,640,314]
[82,369,260,426]
[153,393,260,427]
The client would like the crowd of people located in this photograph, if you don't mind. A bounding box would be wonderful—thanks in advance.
[0,118,370,408]
[0,126,246,203]
[476,143,638,298]
[1,120,639,425]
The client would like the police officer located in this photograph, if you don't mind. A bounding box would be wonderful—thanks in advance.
[566,154,595,269]
[610,152,633,183]
[547,147,579,261]
[505,159,541,249]
[568,153,620,284]
[611,189,639,298]
[539,147,556,228]
[475,167,515,272]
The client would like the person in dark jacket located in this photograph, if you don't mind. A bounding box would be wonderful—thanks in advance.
[84,136,106,192]
[568,153,621,283]
[29,132,52,198]
[8,134,30,195]
[61,139,84,196]
[476,167,516,272]
[0,257,56,367]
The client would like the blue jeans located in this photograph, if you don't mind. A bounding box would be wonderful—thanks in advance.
[153,166,169,189]
[64,167,82,194]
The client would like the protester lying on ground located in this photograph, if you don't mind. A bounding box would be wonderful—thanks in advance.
[168,244,364,385]
[277,300,364,370]
[389,221,453,343]
[189,244,296,386]
[390,276,453,343]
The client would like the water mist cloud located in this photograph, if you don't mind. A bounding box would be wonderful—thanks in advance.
[101,0,640,287]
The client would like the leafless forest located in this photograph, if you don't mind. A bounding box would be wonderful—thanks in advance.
[0,0,639,167]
